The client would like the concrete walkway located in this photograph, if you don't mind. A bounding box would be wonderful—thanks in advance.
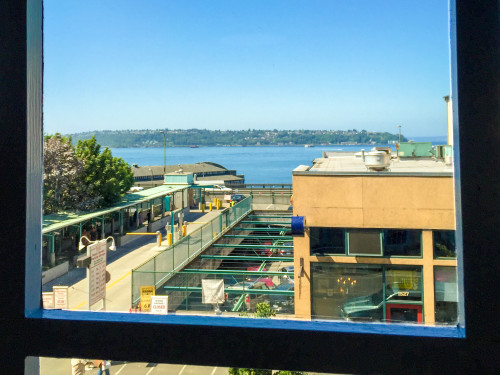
[43,208,225,312]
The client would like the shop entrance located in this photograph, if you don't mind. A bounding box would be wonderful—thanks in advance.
[386,304,422,323]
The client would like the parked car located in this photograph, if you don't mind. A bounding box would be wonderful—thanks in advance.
[204,184,233,193]
[226,280,273,312]
[231,194,245,203]
[246,267,275,288]
[274,240,294,256]
[270,281,295,313]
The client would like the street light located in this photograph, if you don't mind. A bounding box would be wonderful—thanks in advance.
[160,131,167,175]
[78,235,116,252]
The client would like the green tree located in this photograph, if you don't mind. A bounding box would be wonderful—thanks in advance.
[43,134,84,214]
[75,136,135,208]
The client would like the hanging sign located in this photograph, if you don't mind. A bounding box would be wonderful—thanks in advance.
[89,240,107,307]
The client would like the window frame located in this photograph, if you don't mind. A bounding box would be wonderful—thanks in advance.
[2,0,500,373]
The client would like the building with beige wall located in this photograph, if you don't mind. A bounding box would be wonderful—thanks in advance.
[292,148,458,325]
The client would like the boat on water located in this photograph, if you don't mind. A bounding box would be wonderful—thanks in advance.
[189,145,199,148]
[304,144,314,148]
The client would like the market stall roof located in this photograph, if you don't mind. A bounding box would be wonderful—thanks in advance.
[42,184,188,234]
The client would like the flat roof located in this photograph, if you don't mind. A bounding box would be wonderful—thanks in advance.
[42,184,188,234]
[293,151,454,177]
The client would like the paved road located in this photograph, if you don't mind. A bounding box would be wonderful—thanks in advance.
[39,357,342,375]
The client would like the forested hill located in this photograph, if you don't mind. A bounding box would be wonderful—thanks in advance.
[69,129,406,148]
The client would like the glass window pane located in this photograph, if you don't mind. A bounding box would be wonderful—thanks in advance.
[434,266,458,324]
[348,229,381,256]
[385,266,422,301]
[311,263,383,321]
[433,230,456,258]
[310,227,345,255]
[383,230,421,256]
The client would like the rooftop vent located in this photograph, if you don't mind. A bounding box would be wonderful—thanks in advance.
[363,149,391,171]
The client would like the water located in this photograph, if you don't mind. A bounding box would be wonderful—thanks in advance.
[111,137,446,184]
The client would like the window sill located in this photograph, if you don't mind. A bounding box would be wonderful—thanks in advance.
[28,309,466,338]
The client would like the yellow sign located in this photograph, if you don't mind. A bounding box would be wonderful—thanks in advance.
[140,286,155,312]
[386,270,420,291]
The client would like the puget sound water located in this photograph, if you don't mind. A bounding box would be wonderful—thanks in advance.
[111,139,445,184]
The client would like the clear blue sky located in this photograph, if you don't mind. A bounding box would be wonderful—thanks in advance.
[44,0,450,137]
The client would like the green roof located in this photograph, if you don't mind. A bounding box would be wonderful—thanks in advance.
[42,184,188,234]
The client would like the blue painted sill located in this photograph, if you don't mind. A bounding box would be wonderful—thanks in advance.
[28,309,465,338]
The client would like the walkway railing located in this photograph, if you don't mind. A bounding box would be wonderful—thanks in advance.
[131,196,252,305]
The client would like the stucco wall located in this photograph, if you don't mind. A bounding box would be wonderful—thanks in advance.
[293,175,455,230]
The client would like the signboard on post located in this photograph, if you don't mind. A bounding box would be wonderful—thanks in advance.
[42,292,54,309]
[140,286,155,312]
[150,296,168,314]
[89,240,107,307]
[53,286,69,309]
[201,279,225,304]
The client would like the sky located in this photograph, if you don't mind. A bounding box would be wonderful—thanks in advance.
[43,0,451,137]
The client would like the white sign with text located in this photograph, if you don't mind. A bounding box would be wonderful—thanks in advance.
[53,286,69,309]
[150,296,169,314]
[89,240,107,306]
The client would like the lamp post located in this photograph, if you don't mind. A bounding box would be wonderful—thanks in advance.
[148,168,154,187]
[161,131,167,175]
[77,236,116,311]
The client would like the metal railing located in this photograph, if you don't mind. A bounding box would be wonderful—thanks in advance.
[131,196,253,305]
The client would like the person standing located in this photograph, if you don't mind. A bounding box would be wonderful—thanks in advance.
[89,226,97,241]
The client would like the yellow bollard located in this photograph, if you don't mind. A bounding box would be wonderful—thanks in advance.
[209,202,213,211]
[202,204,205,213]
[214,232,218,238]
[182,225,187,237]
[167,233,173,245]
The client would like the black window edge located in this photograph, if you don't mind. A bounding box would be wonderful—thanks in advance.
[1,0,500,373]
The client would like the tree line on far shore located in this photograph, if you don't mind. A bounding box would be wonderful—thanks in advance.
[44,134,134,214]
[68,129,406,148]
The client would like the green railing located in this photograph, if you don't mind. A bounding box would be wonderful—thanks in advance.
[131,196,253,305]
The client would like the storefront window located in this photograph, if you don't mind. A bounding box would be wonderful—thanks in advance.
[433,230,456,258]
[311,264,383,321]
[309,227,345,255]
[348,229,382,256]
[434,266,458,324]
[383,230,422,256]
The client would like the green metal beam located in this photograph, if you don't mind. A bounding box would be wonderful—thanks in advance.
[232,294,245,312]
[200,255,294,261]
[240,221,291,225]
[224,235,293,240]
[233,227,291,232]
[163,286,294,295]
[181,269,294,276]
[213,244,292,249]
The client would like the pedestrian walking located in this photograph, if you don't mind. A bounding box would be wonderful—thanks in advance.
[94,359,111,375]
